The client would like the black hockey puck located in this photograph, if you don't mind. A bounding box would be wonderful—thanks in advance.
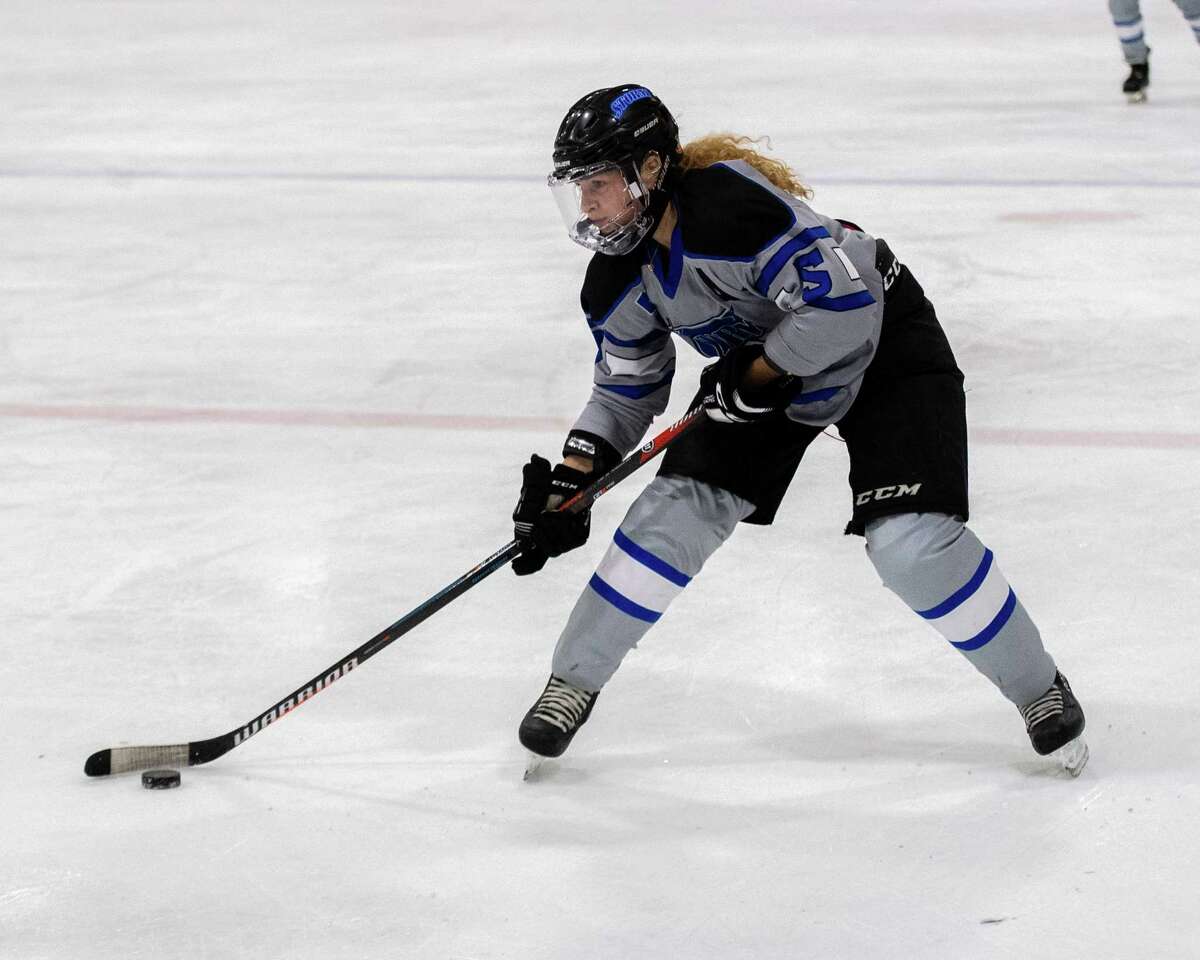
[141,768,182,789]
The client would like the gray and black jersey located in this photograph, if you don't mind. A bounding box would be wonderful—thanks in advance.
[571,159,888,457]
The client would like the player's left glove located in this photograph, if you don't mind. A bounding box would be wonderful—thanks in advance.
[511,455,593,576]
[700,343,797,424]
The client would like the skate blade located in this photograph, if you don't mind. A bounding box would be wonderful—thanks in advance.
[1125,91,1147,104]
[523,752,547,781]
[1054,737,1089,777]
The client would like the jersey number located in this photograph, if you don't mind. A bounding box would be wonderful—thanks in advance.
[794,245,861,305]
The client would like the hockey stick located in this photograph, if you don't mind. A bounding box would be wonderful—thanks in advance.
[84,405,705,777]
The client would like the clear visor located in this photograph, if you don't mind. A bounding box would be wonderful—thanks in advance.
[547,160,653,256]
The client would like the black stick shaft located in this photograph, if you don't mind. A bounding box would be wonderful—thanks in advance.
[84,406,704,777]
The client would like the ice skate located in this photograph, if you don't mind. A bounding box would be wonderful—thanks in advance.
[1020,671,1088,777]
[519,675,598,779]
[1122,56,1150,103]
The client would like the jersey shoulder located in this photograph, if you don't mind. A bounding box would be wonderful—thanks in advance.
[581,247,645,323]
[675,161,798,259]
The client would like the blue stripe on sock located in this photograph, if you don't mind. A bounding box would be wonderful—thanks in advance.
[951,588,1017,651]
[613,528,691,586]
[588,574,661,623]
[916,549,993,620]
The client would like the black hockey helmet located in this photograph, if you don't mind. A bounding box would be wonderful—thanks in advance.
[552,84,680,179]
[547,84,681,255]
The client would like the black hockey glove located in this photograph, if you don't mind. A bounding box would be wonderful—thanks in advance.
[511,455,593,576]
[700,343,797,424]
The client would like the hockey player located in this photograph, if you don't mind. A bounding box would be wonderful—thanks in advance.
[1108,0,1200,101]
[510,84,1088,778]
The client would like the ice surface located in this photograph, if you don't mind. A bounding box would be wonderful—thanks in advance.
[2,2,1199,958]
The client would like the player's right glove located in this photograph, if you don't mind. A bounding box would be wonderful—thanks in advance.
[511,455,592,576]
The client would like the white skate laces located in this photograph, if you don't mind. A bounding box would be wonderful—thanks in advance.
[1020,685,1064,731]
[532,677,593,733]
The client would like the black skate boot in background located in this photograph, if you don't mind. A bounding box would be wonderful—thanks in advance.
[1123,53,1150,103]
[1021,671,1088,776]
[520,675,598,779]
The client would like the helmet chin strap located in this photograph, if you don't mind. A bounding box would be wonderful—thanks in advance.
[644,187,672,234]
[640,152,676,237]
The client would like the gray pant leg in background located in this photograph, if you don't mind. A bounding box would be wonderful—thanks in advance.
[1109,0,1200,62]
[551,475,753,692]
[865,512,1056,709]
[1181,0,1200,44]
[1109,0,1149,62]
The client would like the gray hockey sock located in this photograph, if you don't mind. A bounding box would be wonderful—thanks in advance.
[551,475,753,691]
[1188,13,1200,44]
[865,513,1056,708]
[1108,0,1149,62]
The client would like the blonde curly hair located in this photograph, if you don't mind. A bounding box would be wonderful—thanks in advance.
[679,133,813,199]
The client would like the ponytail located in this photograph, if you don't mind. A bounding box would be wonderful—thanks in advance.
[679,134,813,199]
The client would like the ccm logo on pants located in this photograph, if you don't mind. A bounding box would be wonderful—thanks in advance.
[856,482,922,506]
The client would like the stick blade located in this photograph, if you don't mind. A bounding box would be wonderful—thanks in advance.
[84,749,111,777]
[84,744,191,777]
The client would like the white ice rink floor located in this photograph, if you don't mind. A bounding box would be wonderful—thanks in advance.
[3,2,1199,958]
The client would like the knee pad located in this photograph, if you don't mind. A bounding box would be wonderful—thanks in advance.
[865,513,1015,651]
[618,475,753,575]
[865,513,967,590]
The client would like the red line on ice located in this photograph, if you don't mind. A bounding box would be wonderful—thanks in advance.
[970,426,1200,450]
